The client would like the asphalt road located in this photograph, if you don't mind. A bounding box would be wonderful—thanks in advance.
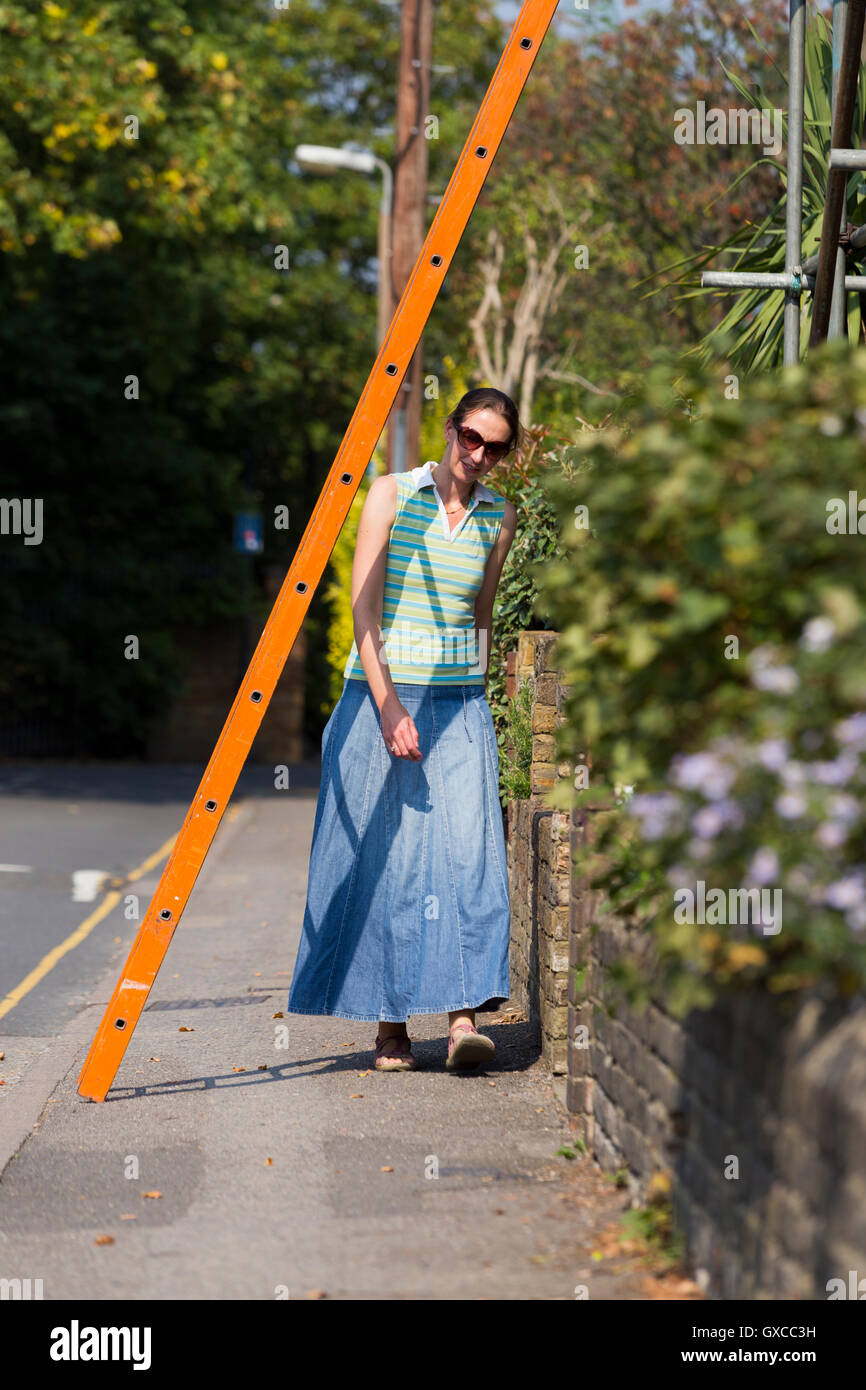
[0,763,318,1066]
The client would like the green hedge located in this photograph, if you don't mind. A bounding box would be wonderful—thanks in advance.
[537,341,866,1015]
[483,427,569,803]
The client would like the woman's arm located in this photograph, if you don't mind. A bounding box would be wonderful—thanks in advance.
[351,473,422,760]
[473,500,518,689]
[350,473,399,711]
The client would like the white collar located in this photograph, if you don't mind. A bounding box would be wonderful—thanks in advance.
[410,459,496,503]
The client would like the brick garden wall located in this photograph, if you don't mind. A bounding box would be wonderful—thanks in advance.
[505,630,866,1300]
[504,631,573,1074]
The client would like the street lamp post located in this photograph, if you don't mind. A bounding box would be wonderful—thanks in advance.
[293,145,393,352]
[293,145,395,473]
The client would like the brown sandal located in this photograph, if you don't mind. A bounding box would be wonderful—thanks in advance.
[446,1022,495,1071]
[374,1033,417,1071]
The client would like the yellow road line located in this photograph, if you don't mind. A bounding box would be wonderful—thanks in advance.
[0,833,178,1024]
[126,832,178,883]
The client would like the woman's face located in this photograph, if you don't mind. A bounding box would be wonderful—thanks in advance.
[444,408,512,485]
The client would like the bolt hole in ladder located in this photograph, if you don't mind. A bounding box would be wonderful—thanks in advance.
[77,0,561,1102]
[701,0,866,361]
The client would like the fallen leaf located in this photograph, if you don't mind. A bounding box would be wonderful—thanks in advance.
[232,1066,246,1073]
[178,1026,194,1032]
[349,1093,364,1099]
[257,1065,268,1071]
[380,1165,394,1172]
[306,1289,327,1299]
[357,1069,372,1078]
[0,1051,4,1061]
[94,1235,114,1245]
[265,1157,273,1166]
[254,972,262,977]
[142,1191,162,1200]
[272,1012,284,1019]
[149,1057,161,1062]
[120,1214,137,1220]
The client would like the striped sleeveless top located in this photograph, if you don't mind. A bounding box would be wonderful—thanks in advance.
[343,460,508,686]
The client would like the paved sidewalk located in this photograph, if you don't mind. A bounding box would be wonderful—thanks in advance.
[0,783,693,1300]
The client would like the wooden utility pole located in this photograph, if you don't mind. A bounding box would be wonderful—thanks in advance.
[386,0,434,473]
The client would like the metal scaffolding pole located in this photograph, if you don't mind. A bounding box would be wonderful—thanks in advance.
[809,0,866,344]
[784,0,807,364]
[702,1,866,360]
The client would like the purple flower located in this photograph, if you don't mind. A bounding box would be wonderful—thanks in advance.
[799,616,836,652]
[829,794,859,823]
[747,847,779,885]
[824,875,866,910]
[812,752,858,786]
[752,665,799,695]
[629,791,682,841]
[691,799,743,839]
[816,822,847,848]
[670,751,736,800]
[756,738,789,772]
[834,713,866,748]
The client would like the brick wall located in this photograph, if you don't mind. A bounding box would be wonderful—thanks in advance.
[504,631,572,1074]
[506,629,866,1299]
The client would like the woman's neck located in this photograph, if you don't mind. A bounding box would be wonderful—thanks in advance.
[433,461,474,510]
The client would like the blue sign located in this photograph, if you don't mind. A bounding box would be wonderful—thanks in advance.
[234,512,264,554]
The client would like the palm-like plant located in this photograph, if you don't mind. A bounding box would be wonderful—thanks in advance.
[656,5,866,372]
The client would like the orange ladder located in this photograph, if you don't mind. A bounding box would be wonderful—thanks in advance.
[78,0,560,1101]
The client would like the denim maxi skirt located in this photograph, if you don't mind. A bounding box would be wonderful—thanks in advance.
[286,678,511,1022]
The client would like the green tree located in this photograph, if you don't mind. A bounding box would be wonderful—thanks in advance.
[0,0,511,752]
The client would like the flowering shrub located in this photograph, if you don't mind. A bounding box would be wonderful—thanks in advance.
[536,341,866,1014]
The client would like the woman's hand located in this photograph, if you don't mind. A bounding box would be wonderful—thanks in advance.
[379,693,422,761]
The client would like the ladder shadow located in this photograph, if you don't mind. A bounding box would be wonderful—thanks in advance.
[102,1021,541,1100]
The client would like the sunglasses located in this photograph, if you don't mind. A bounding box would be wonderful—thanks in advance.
[455,424,512,464]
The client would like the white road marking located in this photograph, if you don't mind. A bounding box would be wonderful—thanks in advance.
[71,870,109,903]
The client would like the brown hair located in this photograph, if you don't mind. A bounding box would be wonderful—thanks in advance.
[446,387,526,457]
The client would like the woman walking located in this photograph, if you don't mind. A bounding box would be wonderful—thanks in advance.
[286,387,520,1071]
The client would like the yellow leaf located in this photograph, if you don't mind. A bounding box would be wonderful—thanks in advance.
[142,1191,162,1200]
[726,943,767,971]
[94,1234,114,1246]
